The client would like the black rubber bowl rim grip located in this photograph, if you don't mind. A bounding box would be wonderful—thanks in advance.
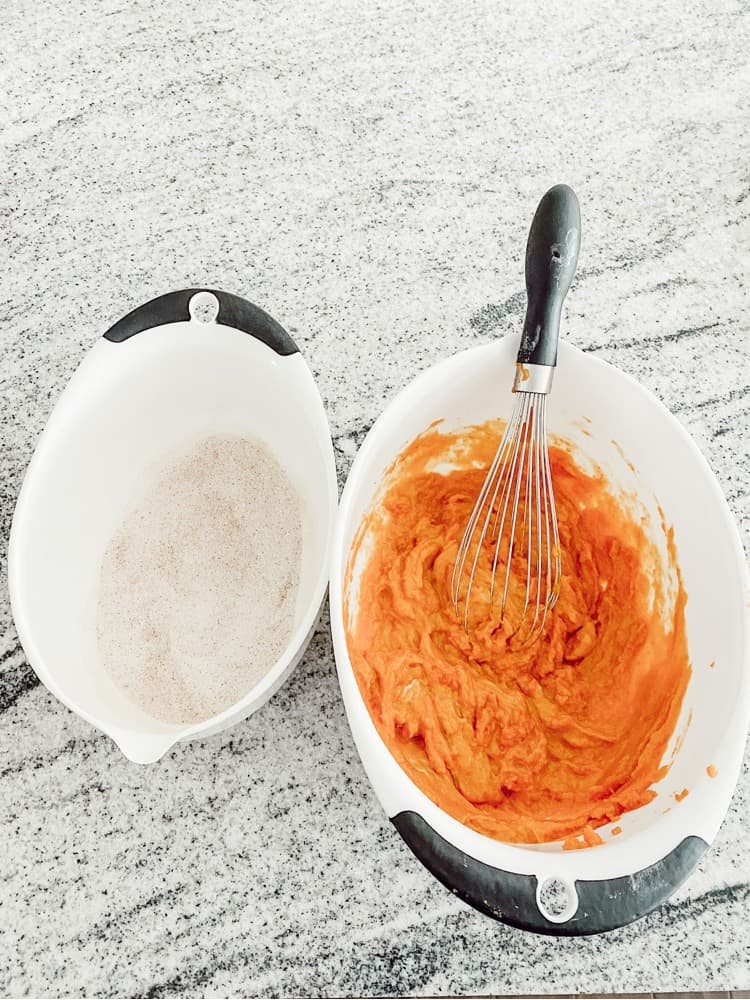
[392,811,708,936]
[103,288,299,356]
[518,184,581,368]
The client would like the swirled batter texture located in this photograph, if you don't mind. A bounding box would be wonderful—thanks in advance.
[345,421,690,844]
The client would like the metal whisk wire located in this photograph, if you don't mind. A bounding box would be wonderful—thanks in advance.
[450,390,561,643]
[449,183,580,643]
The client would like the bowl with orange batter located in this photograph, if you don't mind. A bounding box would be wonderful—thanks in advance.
[329,333,749,935]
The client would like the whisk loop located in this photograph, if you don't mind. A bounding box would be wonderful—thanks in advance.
[450,389,561,644]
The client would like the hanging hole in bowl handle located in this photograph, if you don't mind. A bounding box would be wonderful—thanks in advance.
[189,291,220,324]
[536,876,579,924]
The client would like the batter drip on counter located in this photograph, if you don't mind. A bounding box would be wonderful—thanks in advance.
[345,421,691,845]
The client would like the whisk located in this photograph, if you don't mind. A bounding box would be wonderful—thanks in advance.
[450,184,581,642]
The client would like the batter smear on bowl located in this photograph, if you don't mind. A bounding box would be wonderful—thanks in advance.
[344,421,691,844]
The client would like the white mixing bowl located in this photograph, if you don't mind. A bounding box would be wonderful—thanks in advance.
[9,289,337,763]
[330,334,749,934]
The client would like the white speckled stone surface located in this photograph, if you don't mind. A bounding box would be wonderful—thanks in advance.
[2,0,749,995]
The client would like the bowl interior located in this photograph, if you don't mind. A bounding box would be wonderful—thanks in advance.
[334,336,748,861]
[11,321,336,743]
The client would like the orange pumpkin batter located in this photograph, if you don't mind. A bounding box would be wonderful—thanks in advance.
[345,421,691,845]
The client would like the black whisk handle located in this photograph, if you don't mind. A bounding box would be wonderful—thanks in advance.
[518,184,581,369]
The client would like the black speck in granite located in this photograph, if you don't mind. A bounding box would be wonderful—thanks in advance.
[468,292,527,337]
[0,654,39,713]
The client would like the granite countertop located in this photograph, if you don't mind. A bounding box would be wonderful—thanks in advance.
[2,0,749,996]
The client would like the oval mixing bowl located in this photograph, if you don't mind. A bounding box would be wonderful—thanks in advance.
[330,334,749,935]
[9,289,338,763]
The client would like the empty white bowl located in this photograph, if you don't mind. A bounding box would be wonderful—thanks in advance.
[9,289,338,763]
